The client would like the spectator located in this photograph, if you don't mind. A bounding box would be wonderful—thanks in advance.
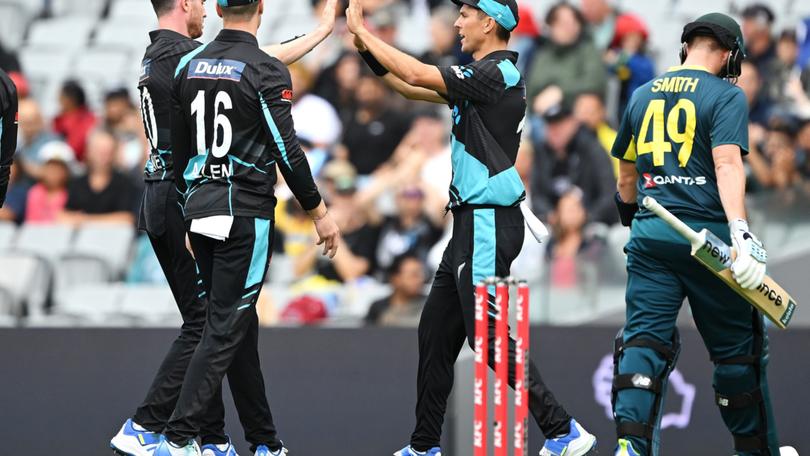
[368,2,400,46]
[797,119,810,179]
[59,128,136,226]
[747,122,801,190]
[580,0,618,51]
[0,160,31,224]
[420,5,464,67]
[738,61,771,126]
[766,29,799,109]
[573,91,620,177]
[364,253,426,326]
[16,98,74,177]
[606,13,655,117]
[371,184,443,275]
[52,80,97,162]
[103,88,147,174]
[293,160,379,282]
[741,4,777,102]
[342,71,412,175]
[545,187,606,287]
[313,52,362,125]
[289,62,342,177]
[526,2,607,108]
[530,103,617,224]
[24,155,70,224]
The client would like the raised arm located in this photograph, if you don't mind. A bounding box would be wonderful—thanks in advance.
[346,0,447,94]
[260,0,338,65]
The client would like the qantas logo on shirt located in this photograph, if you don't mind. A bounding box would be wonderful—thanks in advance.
[644,173,707,188]
[188,59,246,82]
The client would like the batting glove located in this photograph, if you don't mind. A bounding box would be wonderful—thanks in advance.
[729,219,767,290]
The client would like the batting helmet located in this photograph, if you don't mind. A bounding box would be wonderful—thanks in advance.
[679,13,746,79]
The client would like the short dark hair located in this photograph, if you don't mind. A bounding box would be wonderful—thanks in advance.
[387,253,422,280]
[61,80,87,107]
[150,0,175,17]
[687,34,724,52]
[545,2,586,29]
[104,88,133,107]
[221,2,260,20]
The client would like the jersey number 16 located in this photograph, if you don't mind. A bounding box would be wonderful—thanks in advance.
[191,90,233,159]
[637,99,696,168]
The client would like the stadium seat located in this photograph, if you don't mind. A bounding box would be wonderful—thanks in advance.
[0,221,17,249]
[50,0,107,18]
[0,254,42,319]
[108,0,155,21]
[0,4,31,49]
[14,223,75,262]
[51,283,131,326]
[26,16,96,50]
[57,223,135,288]
[118,285,180,327]
[93,20,154,55]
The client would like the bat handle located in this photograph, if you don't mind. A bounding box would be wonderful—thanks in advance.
[642,197,702,245]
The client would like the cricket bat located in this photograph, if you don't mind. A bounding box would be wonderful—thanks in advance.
[643,197,797,329]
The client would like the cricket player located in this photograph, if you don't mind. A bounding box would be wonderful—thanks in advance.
[347,1,596,455]
[611,13,780,456]
[152,0,339,454]
[110,1,339,455]
[0,69,17,208]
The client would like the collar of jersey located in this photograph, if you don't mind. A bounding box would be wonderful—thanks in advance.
[150,29,193,43]
[479,49,519,63]
[667,64,711,73]
[215,29,259,46]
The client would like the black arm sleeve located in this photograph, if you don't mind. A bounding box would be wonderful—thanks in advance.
[258,62,322,211]
[0,74,18,207]
[170,76,193,202]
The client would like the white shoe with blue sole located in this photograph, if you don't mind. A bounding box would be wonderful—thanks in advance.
[393,445,441,455]
[201,436,239,456]
[110,419,164,456]
[540,419,597,456]
[254,444,288,456]
[154,439,202,456]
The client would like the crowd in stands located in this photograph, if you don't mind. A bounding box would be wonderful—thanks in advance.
[2,0,810,326]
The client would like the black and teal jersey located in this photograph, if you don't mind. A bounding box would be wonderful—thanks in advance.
[171,29,321,221]
[139,30,202,183]
[438,50,526,209]
[611,65,749,222]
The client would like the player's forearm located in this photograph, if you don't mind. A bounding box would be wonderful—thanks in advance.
[381,74,445,104]
[714,147,747,222]
[617,160,638,203]
[355,29,444,92]
[261,27,330,66]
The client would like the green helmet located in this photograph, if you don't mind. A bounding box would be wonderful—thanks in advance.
[680,12,746,78]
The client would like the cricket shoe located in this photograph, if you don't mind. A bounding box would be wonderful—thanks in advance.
[393,446,441,456]
[254,445,288,456]
[154,439,202,456]
[201,437,239,456]
[540,419,597,456]
[614,439,641,456]
[110,419,164,455]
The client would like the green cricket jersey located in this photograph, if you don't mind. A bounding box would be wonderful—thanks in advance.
[611,65,749,222]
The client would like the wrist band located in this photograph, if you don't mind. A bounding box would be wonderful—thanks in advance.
[359,50,388,77]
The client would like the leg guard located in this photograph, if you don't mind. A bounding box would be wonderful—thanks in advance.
[612,328,681,456]
[712,311,777,456]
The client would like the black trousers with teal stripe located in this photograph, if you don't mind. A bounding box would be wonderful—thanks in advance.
[135,181,229,443]
[164,216,281,451]
[410,205,572,450]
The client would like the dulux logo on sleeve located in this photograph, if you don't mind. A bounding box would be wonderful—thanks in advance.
[188,59,246,82]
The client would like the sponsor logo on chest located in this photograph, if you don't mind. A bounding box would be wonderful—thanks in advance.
[188,59,246,82]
